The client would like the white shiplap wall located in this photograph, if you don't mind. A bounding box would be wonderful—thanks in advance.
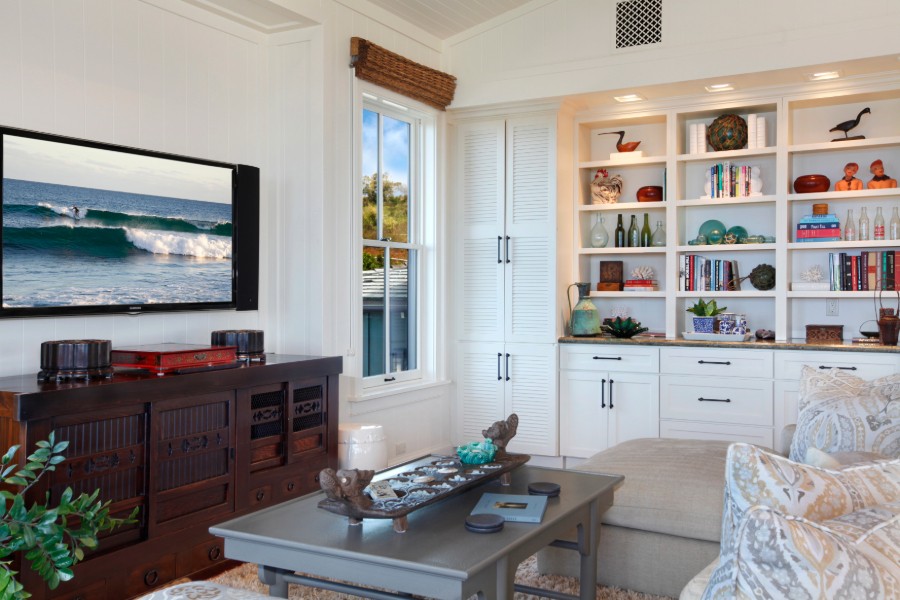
[0,0,266,376]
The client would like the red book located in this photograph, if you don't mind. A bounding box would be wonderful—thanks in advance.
[851,255,858,291]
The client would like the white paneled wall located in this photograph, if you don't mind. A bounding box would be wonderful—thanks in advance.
[0,0,265,377]
[446,0,900,108]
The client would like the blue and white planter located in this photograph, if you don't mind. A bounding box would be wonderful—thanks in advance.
[692,316,716,333]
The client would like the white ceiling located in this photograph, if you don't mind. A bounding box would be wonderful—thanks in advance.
[364,0,532,40]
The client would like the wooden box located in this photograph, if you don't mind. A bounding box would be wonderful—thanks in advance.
[805,324,843,344]
[111,343,237,374]
[598,260,624,291]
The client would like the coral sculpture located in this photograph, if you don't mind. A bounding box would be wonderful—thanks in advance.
[800,265,824,283]
[631,266,654,280]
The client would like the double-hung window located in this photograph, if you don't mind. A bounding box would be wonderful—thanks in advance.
[361,99,423,385]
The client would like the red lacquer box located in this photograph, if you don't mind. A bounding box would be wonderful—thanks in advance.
[111,343,238,375]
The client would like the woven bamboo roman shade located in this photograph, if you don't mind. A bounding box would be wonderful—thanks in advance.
[351,37,456,111]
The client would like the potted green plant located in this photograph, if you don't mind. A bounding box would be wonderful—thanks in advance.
[0,433,138,599]
[686,298,727,333]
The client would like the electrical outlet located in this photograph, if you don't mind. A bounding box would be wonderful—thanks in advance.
[826,298,839,316]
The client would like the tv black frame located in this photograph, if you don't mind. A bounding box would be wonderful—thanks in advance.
[0,125,259,318]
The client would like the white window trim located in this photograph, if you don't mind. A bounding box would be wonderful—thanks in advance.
[351,81,442,397]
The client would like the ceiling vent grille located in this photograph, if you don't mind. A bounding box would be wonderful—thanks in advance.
[616,0,662,49]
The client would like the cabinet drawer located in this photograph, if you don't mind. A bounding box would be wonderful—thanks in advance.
[177,535,227,576]
[774,350,900,381]
[660,347,772,378]
[660,420,774,449]
[560,344,659,372]
[660,375,773,426]
[248,483,273,508]
[125,554,177,598]
[49,580,106,600]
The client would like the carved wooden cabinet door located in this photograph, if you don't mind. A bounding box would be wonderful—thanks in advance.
[149,391,235,536]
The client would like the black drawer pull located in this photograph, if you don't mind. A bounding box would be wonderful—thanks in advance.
[208,545,222,561]
[505,353,510,381]
[144,569,160,587]
[505,236,511,263]
[600,378,606,408]
[698,360,731,365]
[256,490,265,501]
[384,376,396,382]
[497,236,502,263]
[609,379,614,409]
[698,397,731,403]
[593,356,622,360]
[287,482,295,491]
[819,365,857,370]
[497,353,502,380]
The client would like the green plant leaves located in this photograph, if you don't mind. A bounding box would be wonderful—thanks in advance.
[685,298,726,316]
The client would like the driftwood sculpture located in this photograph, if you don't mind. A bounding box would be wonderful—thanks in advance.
[482,413,518,458]
[319,468,375,511]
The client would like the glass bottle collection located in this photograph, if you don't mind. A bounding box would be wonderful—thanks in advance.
[843,206,900,241]
[595,213,659,248]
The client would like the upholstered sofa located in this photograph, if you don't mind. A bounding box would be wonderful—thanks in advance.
[536,437,732,598]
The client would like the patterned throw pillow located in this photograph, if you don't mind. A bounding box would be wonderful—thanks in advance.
[701,443,900,600]
[704,502,900,599]
[790,366,900,461]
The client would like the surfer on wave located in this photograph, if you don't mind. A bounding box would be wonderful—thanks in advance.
[71,205,80,217]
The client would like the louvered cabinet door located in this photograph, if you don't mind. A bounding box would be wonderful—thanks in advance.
[503,342,558,456]
[505,116,556,344]
[457,119,505,342]
[457,341,505,443]
[150,391,235,536]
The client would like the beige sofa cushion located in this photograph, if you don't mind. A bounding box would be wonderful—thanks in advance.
[577,438,730,542]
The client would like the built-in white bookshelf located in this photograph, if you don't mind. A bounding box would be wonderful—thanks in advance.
[572,80,900,341]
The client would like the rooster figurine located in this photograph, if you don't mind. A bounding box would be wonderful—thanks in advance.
[591,169,623,205]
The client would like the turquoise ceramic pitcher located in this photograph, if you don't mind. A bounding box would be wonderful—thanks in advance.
[567,283,601,336]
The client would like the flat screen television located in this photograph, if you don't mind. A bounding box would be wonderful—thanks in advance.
[1,126,258,318]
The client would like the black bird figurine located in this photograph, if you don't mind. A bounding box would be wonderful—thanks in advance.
[598,130,641,152]
[830,107,870,141]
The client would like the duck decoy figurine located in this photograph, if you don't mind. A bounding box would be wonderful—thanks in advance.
[598,130,641,152]
[830,107,870,141]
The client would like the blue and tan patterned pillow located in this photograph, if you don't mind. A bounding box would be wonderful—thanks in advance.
[701,443,900,600]
[790,366,900,461]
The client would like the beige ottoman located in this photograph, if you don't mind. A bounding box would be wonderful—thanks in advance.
[537,438,730,598]
[135,581,270,599]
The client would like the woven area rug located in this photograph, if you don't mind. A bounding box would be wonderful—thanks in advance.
[208,556,673,600]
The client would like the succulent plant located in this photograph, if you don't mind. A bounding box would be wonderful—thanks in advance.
[600,316,649,338]
[685,298,727,316]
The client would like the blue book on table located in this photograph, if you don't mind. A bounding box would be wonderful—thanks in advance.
[471,493,549,523]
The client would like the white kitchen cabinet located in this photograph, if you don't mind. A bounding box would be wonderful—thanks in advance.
[559,345,659,458]
[454,113,559,455]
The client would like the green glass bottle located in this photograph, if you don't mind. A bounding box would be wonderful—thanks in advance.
[640,213,652,247]
[628,215,639,247]
[615,214,626,247]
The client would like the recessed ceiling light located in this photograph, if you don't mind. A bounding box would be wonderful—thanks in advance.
[613,93,645,103]
[807,71,841,81]
[704,83,734,93]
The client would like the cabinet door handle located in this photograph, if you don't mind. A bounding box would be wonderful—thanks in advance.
[144,569,160,587]
[505,236,510,263]
[698,360,731,365]
[384,376,396,382]
[698,397,731,403]
[818,365,857,370]
[601,378,606,408]
[505,353,510,381]
[497,353,502,380]
[497,236,502,264]
[593,356,622,360]
[609,379,614,409]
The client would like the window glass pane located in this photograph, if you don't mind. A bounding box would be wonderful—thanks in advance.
[382,116,410,243]
[361,109,378,241]
[388,248,416,373]
[362,246,386,377]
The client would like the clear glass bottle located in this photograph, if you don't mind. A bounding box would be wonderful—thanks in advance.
[843,208,856,241]
[890,206,900,241]
[640,213,652,247]
[590,215,609,248]
[627,215,639,247]
[874,206,885,240]
[614,214,626,247]
[651,221,667,247]
[858,206,870,241]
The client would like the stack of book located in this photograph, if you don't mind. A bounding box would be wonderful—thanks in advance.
[828,250,898,291]
[681,256,740,291]
[623,279,659,291]
[703,162,755,199]
[796,213,841,242]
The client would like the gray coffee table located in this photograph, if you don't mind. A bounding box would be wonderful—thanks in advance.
[210,464,621,600]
